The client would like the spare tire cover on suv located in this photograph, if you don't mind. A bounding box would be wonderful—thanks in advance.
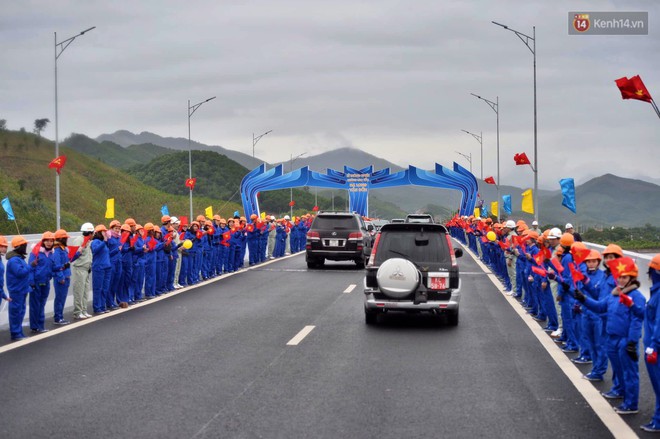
[376,258,420,299]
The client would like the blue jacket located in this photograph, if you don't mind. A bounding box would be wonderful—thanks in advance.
[52,245,71,283]
[91,238,111,270]
[28,247,55,285]
[583,286,645,342]
[6,250,32,293]
[0,256,8,300]
[581,268,606,318]
[639,275,660,350]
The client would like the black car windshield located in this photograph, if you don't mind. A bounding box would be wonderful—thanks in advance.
[313,216,358,229]
[376,230,448,264]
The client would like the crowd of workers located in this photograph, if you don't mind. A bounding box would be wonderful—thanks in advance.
[0,212,313,338]
[447,215,660,433]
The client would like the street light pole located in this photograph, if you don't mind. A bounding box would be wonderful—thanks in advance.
[252,130,272,158]
[460,129,483,180]
[455,151,472,173]
[492,21,538,222]
[471,93,500,221]
[289,152,306,217]
[188,96,216,221]
[54,26,95,229]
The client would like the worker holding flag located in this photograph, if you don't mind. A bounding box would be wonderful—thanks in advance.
[71,223,94,319]
[52,229,73,325]
[28,231,56,333]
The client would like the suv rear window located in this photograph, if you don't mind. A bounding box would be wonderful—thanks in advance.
[375,230,448,264]
[312,215,359,230]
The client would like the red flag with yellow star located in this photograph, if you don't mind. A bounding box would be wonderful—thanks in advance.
[48,155,67,175]
[615,75,653,102]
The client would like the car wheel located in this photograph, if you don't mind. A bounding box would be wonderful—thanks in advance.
[365,309,377,325]
[447,310,459,326]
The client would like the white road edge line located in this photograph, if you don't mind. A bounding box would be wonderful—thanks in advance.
[343,284,357,294]
[287,325,315,346]
[456,239,637,438]
[0,252,303,356]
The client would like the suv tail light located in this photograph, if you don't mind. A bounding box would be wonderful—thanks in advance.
[445,234,457,267]
[368,233,381,266]
[347,232,362,240]
[307,231,320,240]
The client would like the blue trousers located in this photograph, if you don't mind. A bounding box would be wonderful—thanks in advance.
[8,290,28,338]
[179,255,190,286]
[539,284,558,331]
[108,261,121,308]
[584,315,607,378]
[121,259,133,303]
[30,283,50,330]
[167,256,176,290]
[607,335,639,410]
[144,256,157,297]
[645,352,660,426]
[560,295,579,349]
[53,278,70,321]
[92,266,112,313]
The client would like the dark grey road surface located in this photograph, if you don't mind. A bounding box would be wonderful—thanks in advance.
[0,251,644,438]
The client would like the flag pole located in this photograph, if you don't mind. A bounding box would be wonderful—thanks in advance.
[651,99,660,119]
[13,220,20,235]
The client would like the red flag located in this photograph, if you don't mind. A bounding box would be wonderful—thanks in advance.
[606,257,636,280]
[130,235,139,247]
[147,238,157,251]
[541,246,552,261]
[48,155,67,175]
[289,200,295,207]
[514,152,531,166]
[312,205,319,212]
[569,262,585,285]
[484,176,496,185]
[185,178,197,190]
[120,231,130,245]
[533,252,545,267]
[31,241,42,257]
[164,232,173,244]
[531,266,547,278]
[498,240,509,251]
[246,224,255,233]
[196,231,204,240]
[481,236,488,243]
[615,75,653,102]
[67,246,79,260]
[571,247,591,265]
[550,257,564,273]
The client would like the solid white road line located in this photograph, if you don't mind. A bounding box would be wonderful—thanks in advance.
[343,284,356,294]
[286,325,316,346]
[458,241,636,438]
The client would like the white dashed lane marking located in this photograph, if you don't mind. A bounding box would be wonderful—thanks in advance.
[343,284,356,294]
[286,326,316,346]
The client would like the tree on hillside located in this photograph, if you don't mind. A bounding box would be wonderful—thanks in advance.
[33,118,50,137]
[0,119,6,131]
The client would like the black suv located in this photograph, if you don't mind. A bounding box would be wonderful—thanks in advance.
[363,223,463,325]
[305,211,372,269]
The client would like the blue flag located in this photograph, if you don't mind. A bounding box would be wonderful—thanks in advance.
[502,195,512,215]
[161,204,169,216]
[233,210,240,218]
[1,197,15,221]
[560,178,577,214]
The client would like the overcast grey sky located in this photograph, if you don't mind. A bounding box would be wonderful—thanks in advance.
[2,0,658,189]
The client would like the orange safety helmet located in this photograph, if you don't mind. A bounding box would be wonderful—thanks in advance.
[603,244,624,258]
[559,233,574,247]
[135,224,144,231]
[120,224,131,232]
[650,254,660,271]
[584,249,602,262]
[124,218,137,227]
[143,223,155,232]
[54,229,69,239]
[196,215,206,222]
[109,220,121,228]
[161,215,171,224]
[250,214,258,220]
[191,221,200,228]
[11,236,28,247]
[213,214,222,221]
[571,241,587,251]
[525,231,539,241]
[0,235,8,247]
[42,231,55,241]
[95,224,108,233]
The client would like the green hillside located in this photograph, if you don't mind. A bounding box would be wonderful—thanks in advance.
[0,129,242,234]
[65,133,174,169]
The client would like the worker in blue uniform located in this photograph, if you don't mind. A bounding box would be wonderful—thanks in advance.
[580,250,608,381]
[120,222,134,304]
[52,229,72,324]
[28,231,56,333]
[90,225,112,314]
[154,228,167,295]
[549,234,578,353]
[575,256,645,415]
[247,214,260,265]
[6,236,31,340]
[106,220,122,310]
[0,236,11,311]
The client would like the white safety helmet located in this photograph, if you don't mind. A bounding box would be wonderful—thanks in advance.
[284,215,290,220]
[80,222,95,232]
[565,223,573,230]
[548,227,562,239]
[505,220,516,229]
[170,216,179,224]
[532,220,538,226]
[270,215,276,220]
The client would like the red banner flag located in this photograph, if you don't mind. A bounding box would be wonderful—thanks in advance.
[572,247,592,265]
[120,231,130,245]
[185,178,197,190]
[550,257,564,273]
[498,240,509,251]
[615,75,653,102]
[531,266,548,278]
[484,176,496,185]
[514,152,531,166]
[569,262,585,285]
[147,238,157,251]
[312,205,319,212]
[541,246,552,261]
[533,252,545,267]
[67,246,79,260]
[289,200,295,207]
[31,241,42,257]
[48,155,67,175]
[606,257,636,280]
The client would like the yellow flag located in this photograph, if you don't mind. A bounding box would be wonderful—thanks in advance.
[490,201,498,216]
[105,198,115,219]
[474,208,480,217]
[521,189,534,214]
[260,212,266,220]
[205,206,213,219]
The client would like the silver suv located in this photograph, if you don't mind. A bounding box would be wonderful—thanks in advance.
[363,223,463,325]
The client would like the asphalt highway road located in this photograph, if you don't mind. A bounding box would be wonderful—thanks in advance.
[0,249,654,438]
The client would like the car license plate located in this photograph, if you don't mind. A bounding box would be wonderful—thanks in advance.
[329,239,339,247]
[428,276,447,290]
